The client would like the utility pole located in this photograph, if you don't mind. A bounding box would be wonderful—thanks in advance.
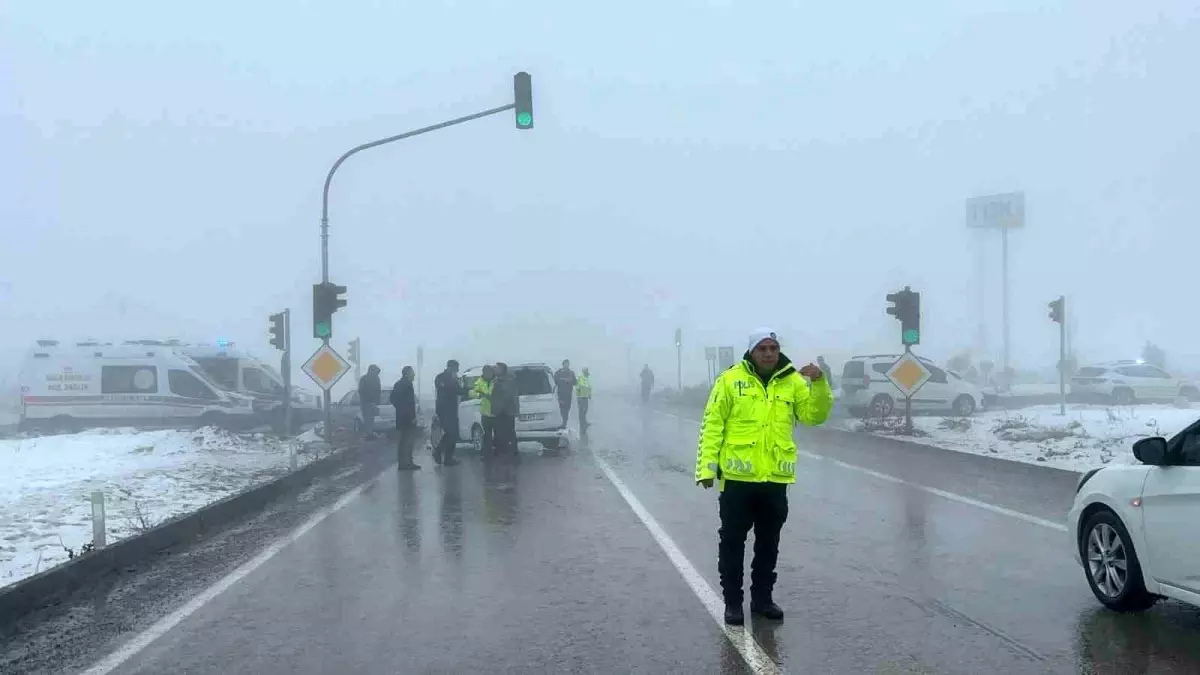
[282,309,292,437]
[316,73,534,442]
[1001,225,1011,390]
[675,328,683,390]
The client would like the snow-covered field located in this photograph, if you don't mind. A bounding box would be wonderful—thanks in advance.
[1,427,328,589]
[839,403,1198,473]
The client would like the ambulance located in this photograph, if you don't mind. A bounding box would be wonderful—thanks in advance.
[18,340,256,432]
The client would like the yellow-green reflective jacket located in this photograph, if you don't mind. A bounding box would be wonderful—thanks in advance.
[695,357,834,488]
[471,377,494,417]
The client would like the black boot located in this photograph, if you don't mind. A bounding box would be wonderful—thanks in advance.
[750,596,784,621]
[724,603,744,626]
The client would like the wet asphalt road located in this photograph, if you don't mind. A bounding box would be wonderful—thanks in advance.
[27,402,1200,673]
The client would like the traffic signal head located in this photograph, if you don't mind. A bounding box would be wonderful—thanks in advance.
[886,291,902,319]
[268,312,286,351]
[514,72,533,130]
[348,339,359,365]
[1049,296,1065,324]
[313,282,347,339]
[901,290,921,346]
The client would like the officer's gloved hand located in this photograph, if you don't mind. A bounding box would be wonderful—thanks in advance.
[697,478,714,489]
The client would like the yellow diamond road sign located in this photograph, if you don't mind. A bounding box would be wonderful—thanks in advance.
[302,344,351,391]
[886,352,932,398]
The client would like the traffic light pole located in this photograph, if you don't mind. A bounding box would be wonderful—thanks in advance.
[282,309,292,438]
[903,344,914,435]
[317,103,518,442]
[1058,298,1066,416]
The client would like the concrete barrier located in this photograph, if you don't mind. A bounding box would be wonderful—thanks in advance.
[0,440,380,628]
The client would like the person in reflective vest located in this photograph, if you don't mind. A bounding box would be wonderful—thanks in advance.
[695,328,833,626]
[575,368,593,432]
[470,365,496,454]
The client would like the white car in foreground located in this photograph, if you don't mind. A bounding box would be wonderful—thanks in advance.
[1068,419,1200,611]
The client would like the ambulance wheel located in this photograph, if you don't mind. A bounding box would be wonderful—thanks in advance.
[50,415,79,434]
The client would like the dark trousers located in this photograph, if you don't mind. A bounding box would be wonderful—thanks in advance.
[493,414,517,455]
[396,424,418,466]
[641,386,651,404]
[558,397,572,428]
[436,414,459,461]
[481,416,495,454]
[578,398,590,429]
[718,480,789,606]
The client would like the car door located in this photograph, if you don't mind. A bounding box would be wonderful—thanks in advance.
[912,362,952,410]
[1139,428,1200,594]
[457,375,481,439]
[336,390,359,427]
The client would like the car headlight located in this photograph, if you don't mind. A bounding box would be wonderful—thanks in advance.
[1076,467,1102,493]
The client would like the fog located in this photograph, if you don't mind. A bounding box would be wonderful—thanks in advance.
[3,1,1198,394]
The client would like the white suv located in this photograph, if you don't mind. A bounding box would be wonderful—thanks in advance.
[445,363,570,452]
[1070,361,1198,405]
[840,354,984,417]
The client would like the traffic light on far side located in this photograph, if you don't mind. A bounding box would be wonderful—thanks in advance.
[514,71,533,130]
[901,290,921,346]
[1049,296,1065,324]
[268,312,286,351]
[348,338,359,365]
[886,287,920,346]
[313,282,348,339]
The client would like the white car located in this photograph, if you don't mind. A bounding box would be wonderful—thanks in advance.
[839,354,984,417]
[1067,421,1200,611]
[1070,360,1198,405]
[447,363,569,452]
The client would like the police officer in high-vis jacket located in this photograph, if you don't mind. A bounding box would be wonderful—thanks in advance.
[695,328,833,626]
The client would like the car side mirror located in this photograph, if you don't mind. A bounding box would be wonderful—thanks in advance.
[1133,437,1169,465]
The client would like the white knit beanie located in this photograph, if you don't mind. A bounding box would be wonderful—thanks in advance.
[747,327,780,352]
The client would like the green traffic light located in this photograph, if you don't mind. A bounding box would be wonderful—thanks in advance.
[903,329,919,345]
[516,111,532,128]
[315,321,331,339]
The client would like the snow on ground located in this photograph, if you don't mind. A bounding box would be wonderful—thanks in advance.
[0,427,327,589]
[839,403,1199,473]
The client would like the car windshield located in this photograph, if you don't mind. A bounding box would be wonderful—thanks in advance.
[1079,367,1108,377]
[514,368,553,395]
[192,357,238,391]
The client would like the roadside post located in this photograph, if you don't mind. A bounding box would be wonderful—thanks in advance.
[91,491,106,549]
[1049,296,1066,415]
[705,347,717,386]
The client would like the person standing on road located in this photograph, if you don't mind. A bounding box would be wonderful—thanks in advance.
[640,365,655,404]
[358,364,382,438]
[554,359,577,430]
[816,355,833,389]
[491,361,520,458]
[390,366,420,470]
[575,367,593,433]
[471,364,496,455]
[695,328,834,626]
[433,360,464,466]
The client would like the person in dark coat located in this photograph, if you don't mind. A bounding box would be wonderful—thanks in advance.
[491,362,521,457]
[640,365,655,404]
[433,360,464,466]
[389,366,420,470]
[554,359,577,430]
[358,364,382,438]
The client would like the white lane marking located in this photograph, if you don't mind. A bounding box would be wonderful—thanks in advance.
[655,409,1068,533]
[591,454,783,675]
[81,473,383,675]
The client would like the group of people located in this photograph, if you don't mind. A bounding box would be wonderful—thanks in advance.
[553,359,592,432]
[434,359,523,466]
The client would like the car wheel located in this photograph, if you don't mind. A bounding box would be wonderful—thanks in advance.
[869,394,895,418]
[471,424,484,453]
[1080,509,1158,612]
[200,412,232,430]
[952,395,976,416]
[49,415,80,435]
[352,417,362,434]
[1111,388,1135,406]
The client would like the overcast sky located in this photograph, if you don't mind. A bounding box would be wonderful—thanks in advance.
[2,1,1197,391]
